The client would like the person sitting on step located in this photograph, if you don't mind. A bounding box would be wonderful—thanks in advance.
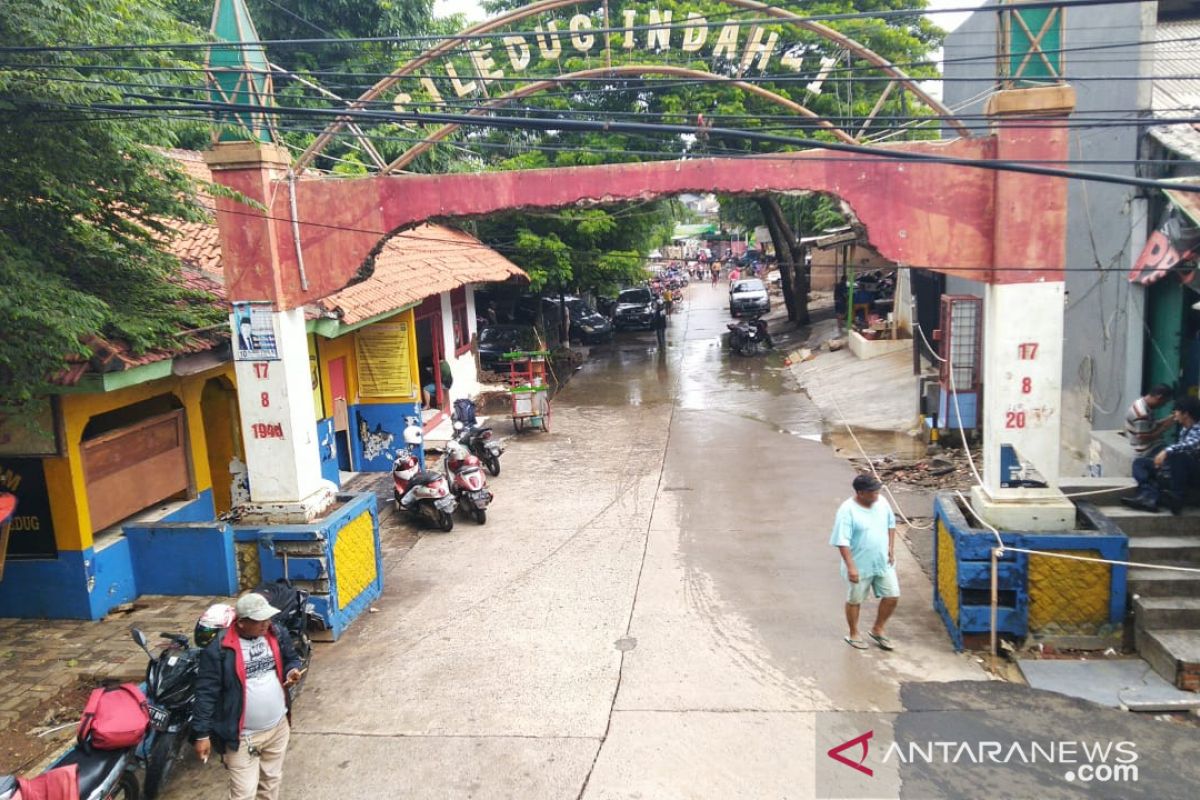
[1122,396,1200,514]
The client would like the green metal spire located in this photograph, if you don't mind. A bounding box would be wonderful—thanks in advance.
[207,0,275,143]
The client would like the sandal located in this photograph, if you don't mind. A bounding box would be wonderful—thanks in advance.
[868,632,894,651]
[844,636,868,650]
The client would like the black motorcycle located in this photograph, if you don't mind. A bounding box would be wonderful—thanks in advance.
[726,317,773,356]
[254,580,314,703]
[451,399,503,476]
[1,712,142,800]
[452,421,503,476]
[132,628,198,800]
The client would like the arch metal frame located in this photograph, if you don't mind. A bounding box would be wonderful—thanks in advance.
[294,0,970,171]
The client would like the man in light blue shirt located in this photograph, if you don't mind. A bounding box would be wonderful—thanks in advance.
[830,474,899,650]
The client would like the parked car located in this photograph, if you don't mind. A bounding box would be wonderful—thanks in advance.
[551,297,613,344]
[729,278,771,317]
[478,325,538,373]
[612,287,657,330]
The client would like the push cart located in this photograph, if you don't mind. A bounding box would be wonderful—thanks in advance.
[503,349,552,433]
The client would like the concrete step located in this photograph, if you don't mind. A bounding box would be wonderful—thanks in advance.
[1129,566,1200,598]
[1134,596,1200,629]
[1136,628,1200,690]
[1094,505,1200,537]
[1129,536,1200,565]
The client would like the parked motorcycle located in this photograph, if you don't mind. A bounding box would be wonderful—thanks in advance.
[443,440,493,525]
[1,689,144,800]
[252,580,314,703]
[726,317,773,356]
[452,420,503,476]
[0,750,140,800]
[392,450,456,531]
[131,628,198,800]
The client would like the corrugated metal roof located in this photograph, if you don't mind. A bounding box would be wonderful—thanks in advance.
[1154,20,1200,114]
[1151,20,1200,159]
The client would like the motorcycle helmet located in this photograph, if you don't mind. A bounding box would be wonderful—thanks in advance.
[194,603,235,647]
[446,440,470,470]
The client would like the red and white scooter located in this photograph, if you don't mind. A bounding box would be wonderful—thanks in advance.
[443,439,493,525]
[392,449,457,531]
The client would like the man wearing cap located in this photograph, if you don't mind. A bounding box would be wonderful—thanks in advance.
[192,591,303,800]
[830,474,900,651]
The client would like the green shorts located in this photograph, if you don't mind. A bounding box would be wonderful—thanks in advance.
[845,567,900,605]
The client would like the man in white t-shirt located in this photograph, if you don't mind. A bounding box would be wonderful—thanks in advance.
[830,474,899,651]
[1124,384,1174,457]
[192,592,303,800]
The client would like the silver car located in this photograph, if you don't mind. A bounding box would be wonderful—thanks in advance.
[729,278,770,317]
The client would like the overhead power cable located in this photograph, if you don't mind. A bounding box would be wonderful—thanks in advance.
[0,0,1154,53]
[61,93,1200,194]
[9,27,1196,85]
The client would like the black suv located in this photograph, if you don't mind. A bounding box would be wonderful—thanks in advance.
[612,287,656,331]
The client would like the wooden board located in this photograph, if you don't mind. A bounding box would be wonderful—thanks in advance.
[81,410,189,533]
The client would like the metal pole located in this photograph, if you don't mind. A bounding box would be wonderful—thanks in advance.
[287,170,310,292]
[990,547,1000,670]
[846,260,856,332]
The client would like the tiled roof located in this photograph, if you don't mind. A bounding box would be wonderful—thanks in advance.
[53,268,228,386]
[316,225,527,325]
[169,221,225,281]
[161,150,528,326]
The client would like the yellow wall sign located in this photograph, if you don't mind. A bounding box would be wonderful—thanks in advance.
[355,319,417,399]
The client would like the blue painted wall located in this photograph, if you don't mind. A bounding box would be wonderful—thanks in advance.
[124,521,238,596]
[0,540,138,620]
[0,550,96,618]
[316,417,341,486]
[351,402,421,472]
[88,538,139,616]
[161,489,216,523]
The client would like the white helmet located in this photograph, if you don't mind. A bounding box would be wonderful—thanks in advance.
[194,603,236,647]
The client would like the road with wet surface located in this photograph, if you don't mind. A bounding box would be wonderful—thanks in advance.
[162,283,981,799]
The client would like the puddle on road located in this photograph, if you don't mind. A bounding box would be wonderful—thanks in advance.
[822,427,928,461]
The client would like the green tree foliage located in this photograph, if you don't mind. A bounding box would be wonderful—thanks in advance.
[168,0,435,73]
[457,0,942,301]
[472,203,677,296]
[0,0,223,410]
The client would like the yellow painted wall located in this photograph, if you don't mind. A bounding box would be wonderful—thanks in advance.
[315,309,420,414]
[937,521,959,621]
[200,376,241,516]
[1028,549,1111,633]
[48,362,235,551]
[333,509,378,610]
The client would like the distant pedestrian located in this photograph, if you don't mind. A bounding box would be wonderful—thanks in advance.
[1125,384,1174,457]
[710,264,720,287]
[192,592,303,800]
[1123,396,1200,514]
[653,299,667,349]
[830,474,899,651]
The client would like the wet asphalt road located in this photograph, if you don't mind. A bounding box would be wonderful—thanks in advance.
[163,283,1199,799]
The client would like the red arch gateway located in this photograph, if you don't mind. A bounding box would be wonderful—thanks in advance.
[206,103,1068,312]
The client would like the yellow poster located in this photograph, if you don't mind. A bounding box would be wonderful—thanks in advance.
[355,319,417,399]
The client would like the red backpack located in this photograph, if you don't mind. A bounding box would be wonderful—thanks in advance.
[77,684,150,750]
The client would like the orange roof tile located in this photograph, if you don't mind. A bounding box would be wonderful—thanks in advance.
[161,151,528,327]
[316,225,527,325]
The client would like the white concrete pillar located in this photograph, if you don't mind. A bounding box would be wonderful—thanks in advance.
[971,281,1075,531]
[981,281,1065,492]
[231,306,331,520]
